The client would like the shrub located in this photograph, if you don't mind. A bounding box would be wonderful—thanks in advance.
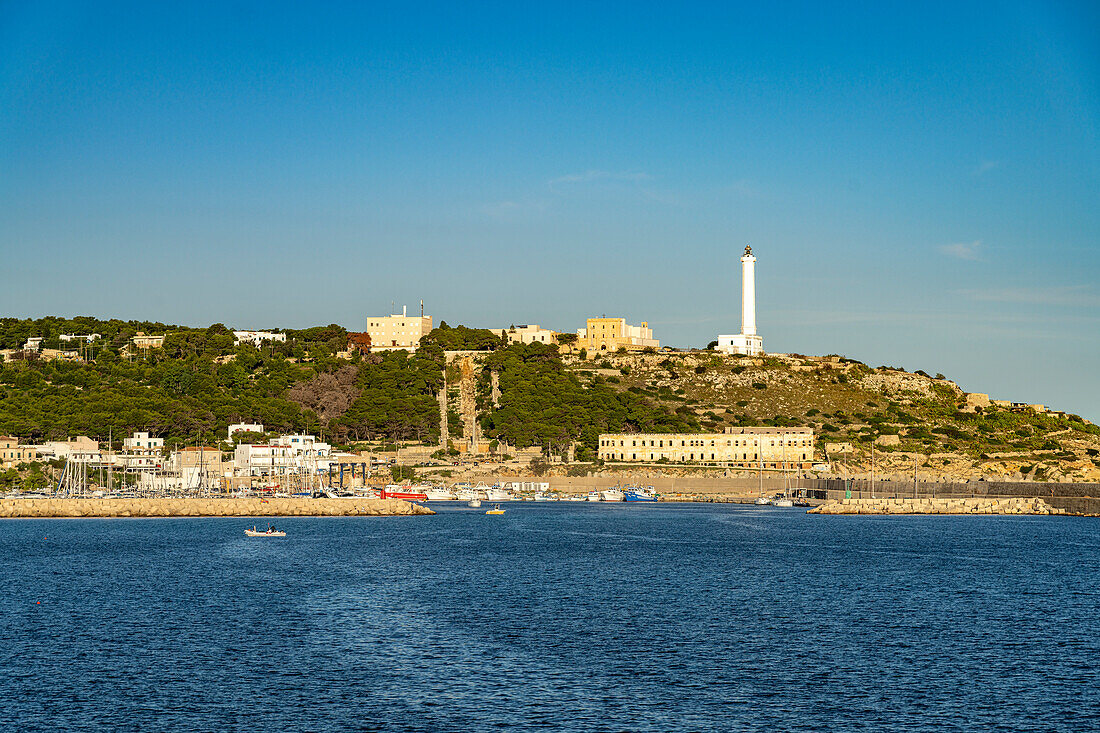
[752,382,766,390]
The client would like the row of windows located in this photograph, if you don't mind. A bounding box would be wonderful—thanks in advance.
[600,437,812,448]
[606,453,810,464]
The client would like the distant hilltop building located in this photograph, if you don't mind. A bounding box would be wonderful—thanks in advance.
[131,332,165,349]
[233,330,287,347]
[367,302,432,352]
[492,324,560,345]
[577,317,659,352]
[716,245,764,356]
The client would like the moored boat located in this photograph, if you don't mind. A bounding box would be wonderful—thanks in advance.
[485,486,512,502]
[600,488,625,502]
[425,487,457,501]
[586,491,601,502]
[773,498,794,507]
[754,496,772,505]
[381,484,429,501]
[623,487,657,502]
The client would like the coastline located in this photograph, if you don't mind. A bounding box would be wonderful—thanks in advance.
[0,497,435,518]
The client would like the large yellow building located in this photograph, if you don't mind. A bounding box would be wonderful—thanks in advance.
[577,317,658,352]
[598,427,814,469]
[0,437,39,468]
[366,306,433,352]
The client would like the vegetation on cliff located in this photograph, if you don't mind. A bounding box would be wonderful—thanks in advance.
[479,343,699,459]
[2,316,1097,480]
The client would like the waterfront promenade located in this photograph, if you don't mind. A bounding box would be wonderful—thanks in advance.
[0,497,434,518]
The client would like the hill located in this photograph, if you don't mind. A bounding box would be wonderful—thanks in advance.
[0,316,1096,483]
[562,350,1100,482]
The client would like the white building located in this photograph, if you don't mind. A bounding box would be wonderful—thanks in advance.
[493,325,559,345]
[233,330,287,347]
[234,434,332,476]
[24,337,43,351]
[119,431,165,472]
[717,245,764,356]
[228,422,264,442]
[123,431,164,452]
[37,436,102,463]
[59,333,100,342]
[367,305,433,352]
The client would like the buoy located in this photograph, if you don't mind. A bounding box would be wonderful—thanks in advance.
[36,601,40,605]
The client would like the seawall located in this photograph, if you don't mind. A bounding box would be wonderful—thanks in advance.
[809,497,1070,516]
[0,497,435,519]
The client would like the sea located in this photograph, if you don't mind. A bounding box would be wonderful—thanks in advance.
[1,502,1098,732]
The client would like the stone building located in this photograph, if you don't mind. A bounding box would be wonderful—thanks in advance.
[0,437,40,468]
[599,427,814,469]
[577,317,658,352]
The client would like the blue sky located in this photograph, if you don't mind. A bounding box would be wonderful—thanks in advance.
[2,1,1098,418]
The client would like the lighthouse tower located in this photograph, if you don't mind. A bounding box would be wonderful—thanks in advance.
[716,245,764,356]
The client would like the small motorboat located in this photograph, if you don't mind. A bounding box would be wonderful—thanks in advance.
[754,497,772,505]
[468,498,482,508]
[485,504,505,515]
[245,524,286,537]
[773,498,794,508]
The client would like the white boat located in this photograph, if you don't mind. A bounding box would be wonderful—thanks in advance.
[485,487,512,502]
[600,488,625,502]
[456,487,481,502]
[773,498,794,507]
[533,493,557,502]
[754,497,772,505]
[586,491,601,502]
[566,495,586,502]
[467,498,482,508]
[425,487,457,501]
[245,525,286,537]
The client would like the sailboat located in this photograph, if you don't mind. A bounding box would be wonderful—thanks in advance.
[773,439,794,506]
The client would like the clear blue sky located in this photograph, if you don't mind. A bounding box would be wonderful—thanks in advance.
[2,1,1098,418]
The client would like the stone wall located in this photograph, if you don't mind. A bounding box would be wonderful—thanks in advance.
[810,496,1065,515]
[0,497,434,518]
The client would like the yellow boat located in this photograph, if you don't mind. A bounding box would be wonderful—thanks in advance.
[485,504,506,515]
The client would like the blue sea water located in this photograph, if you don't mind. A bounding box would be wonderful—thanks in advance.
[1,503,1098,732]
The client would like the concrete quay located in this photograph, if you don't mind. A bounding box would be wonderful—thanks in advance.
[809,496,1070,516]
[0,497,435,519]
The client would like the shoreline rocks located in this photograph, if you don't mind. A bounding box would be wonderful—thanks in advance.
[809,496,1070,516]
[0,497,435,519]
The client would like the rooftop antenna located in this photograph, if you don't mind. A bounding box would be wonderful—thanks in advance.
[420,299,424,317]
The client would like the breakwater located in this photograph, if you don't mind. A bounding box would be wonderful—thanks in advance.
[0,497,434,518]
[809,496,1068,515]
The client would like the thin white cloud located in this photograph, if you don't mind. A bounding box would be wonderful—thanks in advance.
[957,285,1100,308]
[477,199,549,218]
[547,170,653,190]
[973,160,1001,176]
[939,240,982,260]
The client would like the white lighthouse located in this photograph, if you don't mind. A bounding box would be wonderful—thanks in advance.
[716,245,764,356]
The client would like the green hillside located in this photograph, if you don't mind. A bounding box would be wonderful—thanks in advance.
[1,316,1097,482]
